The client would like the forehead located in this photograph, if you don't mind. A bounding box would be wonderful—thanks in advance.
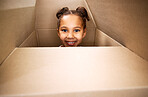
[60,14,83,27]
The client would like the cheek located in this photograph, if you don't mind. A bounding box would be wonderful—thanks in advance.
[59,33,67,40]
[74,33,84,40]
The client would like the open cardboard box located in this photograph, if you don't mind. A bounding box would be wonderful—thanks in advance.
[0,0,148,97]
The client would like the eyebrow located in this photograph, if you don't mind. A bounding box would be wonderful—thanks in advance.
[74,27,81,29]
[60,26,81,29]
[61,26,67,29]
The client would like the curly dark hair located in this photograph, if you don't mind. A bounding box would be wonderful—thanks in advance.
[56,7,89,30]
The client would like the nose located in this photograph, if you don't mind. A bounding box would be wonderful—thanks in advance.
[67,31,74,38]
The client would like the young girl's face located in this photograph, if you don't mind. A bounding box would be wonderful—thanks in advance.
[58,14,86,47]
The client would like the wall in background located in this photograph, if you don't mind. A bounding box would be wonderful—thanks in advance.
[0,0,36,64]
[86,0,148,60]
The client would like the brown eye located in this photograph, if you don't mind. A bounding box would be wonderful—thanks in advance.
[61,29,68,32]
[74,29,80,32]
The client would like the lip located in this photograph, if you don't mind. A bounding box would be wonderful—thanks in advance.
[65,41,77,46]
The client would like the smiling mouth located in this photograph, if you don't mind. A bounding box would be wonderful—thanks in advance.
[65,41,77,46]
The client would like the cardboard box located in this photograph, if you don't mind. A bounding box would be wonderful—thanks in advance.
[0,47,148,97]
[0,0,148,97]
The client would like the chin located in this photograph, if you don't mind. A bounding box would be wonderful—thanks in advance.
[64,45,77,47]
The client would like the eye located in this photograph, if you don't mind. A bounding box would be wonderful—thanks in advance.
[74,29,80,32]
[61,29,68,32]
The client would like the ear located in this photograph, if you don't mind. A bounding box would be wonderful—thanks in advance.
[82,28,86,38]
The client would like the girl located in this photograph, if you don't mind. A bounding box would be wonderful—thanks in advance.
[56,7,89,47]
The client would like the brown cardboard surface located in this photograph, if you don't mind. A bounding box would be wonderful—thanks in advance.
[37,29,61,47]
[0,0,36,10]
[0,0,36,64]
[86,0,148,60]
[0,47,148,96]
[20,31,38,47]
[95,29,121,46]
[1,88,148,97]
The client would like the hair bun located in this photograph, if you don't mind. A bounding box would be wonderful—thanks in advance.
[76,7,90,21]
[56,7,69,19]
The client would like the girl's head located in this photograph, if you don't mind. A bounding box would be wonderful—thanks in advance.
[56,7,89,47]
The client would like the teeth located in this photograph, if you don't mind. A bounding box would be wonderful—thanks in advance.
[67,42,75,45]
[68,42,74,43]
